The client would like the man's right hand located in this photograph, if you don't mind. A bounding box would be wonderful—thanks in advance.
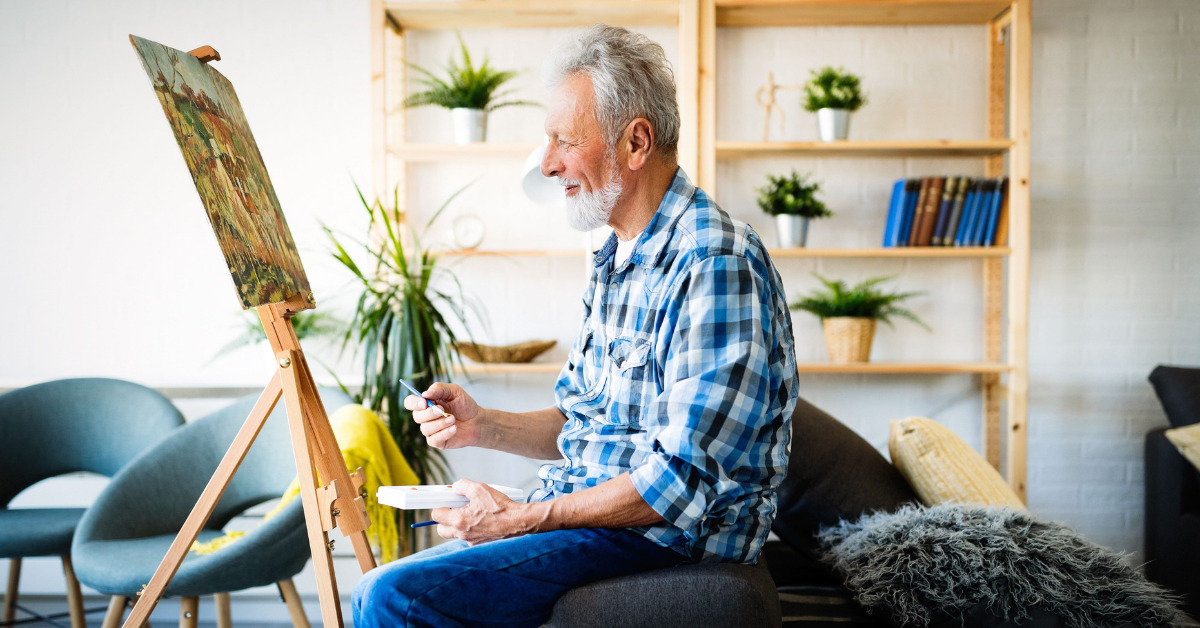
[404,382,483,450]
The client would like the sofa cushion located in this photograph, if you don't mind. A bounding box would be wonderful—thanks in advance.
[889,417,1025,509]
[1149,365,1200,428]
[546,559,781,628]
[772,397,919,560]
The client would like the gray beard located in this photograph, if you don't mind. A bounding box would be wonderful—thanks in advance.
[562,171,623,232]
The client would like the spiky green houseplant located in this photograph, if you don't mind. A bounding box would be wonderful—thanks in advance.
[791,275,928,363]
[802,66,867,112]
[402,34,537,112]
[323,185,478,550]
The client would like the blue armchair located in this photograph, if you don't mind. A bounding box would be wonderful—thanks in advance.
[72,387,352,628]
[0,378,184,628]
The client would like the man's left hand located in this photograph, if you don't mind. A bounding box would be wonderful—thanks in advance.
[432,479,535,545]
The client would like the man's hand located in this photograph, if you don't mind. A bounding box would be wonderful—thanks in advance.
[432,479,534,545]
[405,383,483,450]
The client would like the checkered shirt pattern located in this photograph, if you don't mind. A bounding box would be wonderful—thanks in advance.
[529,168,799,563]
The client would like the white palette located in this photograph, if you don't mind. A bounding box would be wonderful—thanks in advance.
[377,484,526,510]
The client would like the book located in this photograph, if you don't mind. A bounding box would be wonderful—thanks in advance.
[969,179,997,246]
[377,484,527,510]
[913,176,945,246]
[882,179,906,247]
[941,177,972,247]
[906,178,931,246]
[896,179,921,246]
[930,176,960,246]
[993,179,1010,246]
[983,177,1009,246]
[954,180,983,246]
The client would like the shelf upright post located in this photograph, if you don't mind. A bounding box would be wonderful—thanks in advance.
[371,1,388,200]
[698,0,717,196]
[1005,0,1033,502]
[981,6,1012,473]
[678,0,701,181]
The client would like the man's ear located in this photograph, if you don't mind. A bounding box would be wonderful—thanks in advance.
[622,118,655,171]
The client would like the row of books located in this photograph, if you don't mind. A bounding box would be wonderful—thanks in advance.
[882,176,1009,247]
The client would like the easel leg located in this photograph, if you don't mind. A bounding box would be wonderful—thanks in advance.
[178,597,198,628]
[100,597,126,628]
[120,377,284,628]
[61,556,85,628]
[276,581,310,628]
[278,357,343,628]
[4,558,19,625]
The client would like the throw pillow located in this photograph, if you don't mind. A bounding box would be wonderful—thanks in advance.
[1164,422,1200,473]
[772,397,919,560]
[1149,365,1200,428]
[817,504,1184,628]
[888,417,1024,509]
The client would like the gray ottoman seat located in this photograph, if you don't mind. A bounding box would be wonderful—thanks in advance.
[546,558,781,628]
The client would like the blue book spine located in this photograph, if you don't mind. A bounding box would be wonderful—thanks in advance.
[897,180,920,247]
[971,180,997,246]
[984,178,1009,246]
[882,179,905,247]
[955,185,980,246]
[930,177,957,246]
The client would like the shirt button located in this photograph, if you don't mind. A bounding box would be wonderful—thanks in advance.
[609,282,617,289]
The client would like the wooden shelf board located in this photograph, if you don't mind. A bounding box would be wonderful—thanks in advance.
[796,362,1012,374]
[385,1,680,30]
[456,362,563,374]
[439,249,588,258]
[716,139,1014,158]
[716,0,1012,27]
[389,143,540,162]
[769,247,1009,258]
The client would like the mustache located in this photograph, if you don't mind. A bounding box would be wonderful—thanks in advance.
[557,177,581,187]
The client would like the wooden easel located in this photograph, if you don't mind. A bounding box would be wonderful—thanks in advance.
[117,296,378,628]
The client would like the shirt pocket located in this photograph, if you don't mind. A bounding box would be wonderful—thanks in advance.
[567,328,606,402]
[599,337,657,428]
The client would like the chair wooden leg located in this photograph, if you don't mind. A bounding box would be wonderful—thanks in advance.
[61,556,85,628]
[178,596,198,628]
[101,596,127,628]
[276,580,310,628]
[4,558,20,625]
[213,592,231,628]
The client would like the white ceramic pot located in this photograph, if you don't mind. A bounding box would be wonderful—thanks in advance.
[775,214,810,248]
[816,108,850,142]
[451,108,487,145]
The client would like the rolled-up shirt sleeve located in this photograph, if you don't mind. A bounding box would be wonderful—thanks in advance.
[629,252,777,540]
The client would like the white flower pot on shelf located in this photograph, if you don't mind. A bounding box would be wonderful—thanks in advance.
[451,108,487,145]
[816,108,850,142]
[775,214,810,248]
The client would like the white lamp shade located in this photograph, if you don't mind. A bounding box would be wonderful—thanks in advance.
[521,141,565,208]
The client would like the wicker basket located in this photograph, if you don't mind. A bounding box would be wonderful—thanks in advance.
[454,340,557,364]
[822,317,876,363]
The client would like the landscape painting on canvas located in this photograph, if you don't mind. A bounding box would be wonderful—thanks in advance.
[130,35,311,309]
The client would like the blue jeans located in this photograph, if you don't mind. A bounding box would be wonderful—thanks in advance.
[352,528,686,628]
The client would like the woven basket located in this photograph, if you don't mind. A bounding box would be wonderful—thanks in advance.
[822,317,876,363]
[455,340,556,364]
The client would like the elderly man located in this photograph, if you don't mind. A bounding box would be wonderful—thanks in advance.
[353,24,797,628]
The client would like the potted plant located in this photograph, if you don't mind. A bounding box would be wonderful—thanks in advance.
[403,34,537,145]
[802,66,867,142]
[790,275,928,363]
[324,184,482,553]
[757,170,832,248]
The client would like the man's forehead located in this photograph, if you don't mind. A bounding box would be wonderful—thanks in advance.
[546,74,595,133]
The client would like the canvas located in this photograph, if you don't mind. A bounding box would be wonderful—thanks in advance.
[130,35,312,309]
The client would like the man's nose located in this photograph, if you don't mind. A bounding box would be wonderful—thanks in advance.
[541,143,560,179]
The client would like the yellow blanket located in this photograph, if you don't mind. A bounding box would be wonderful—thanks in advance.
[191,404,419,563]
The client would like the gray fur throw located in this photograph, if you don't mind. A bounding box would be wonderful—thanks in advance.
[817,504,1184,628]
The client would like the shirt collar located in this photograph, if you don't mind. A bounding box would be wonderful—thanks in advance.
[593,167,696,270]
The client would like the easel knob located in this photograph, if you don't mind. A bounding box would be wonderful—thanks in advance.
[187,45,221,63]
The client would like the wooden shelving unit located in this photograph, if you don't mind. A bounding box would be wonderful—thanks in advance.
[371,0,1031,498]
[696,0,1031,498]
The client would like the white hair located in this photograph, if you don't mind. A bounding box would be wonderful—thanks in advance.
[545,25,680,159]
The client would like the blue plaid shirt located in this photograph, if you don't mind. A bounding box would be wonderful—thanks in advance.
[529,169,799,563]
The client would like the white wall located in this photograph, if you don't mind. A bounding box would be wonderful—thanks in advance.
[1,0,1198,620]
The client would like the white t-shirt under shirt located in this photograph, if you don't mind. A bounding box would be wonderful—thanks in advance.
[614,237,637,267]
